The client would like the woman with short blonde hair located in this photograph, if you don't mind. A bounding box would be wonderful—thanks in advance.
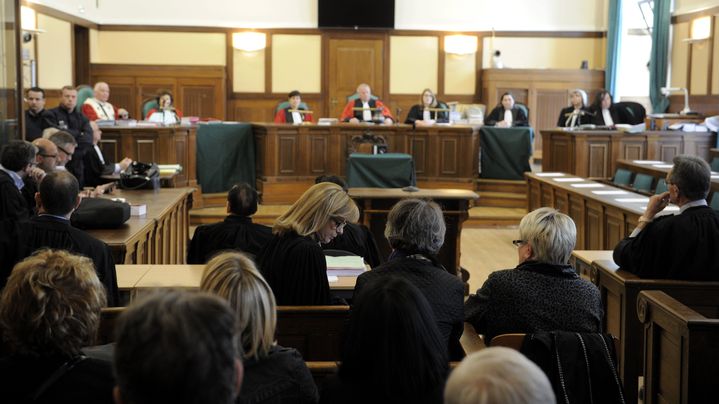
[258,182,359,305]
[201,251,319,404]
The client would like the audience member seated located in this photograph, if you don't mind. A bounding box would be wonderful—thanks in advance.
[315,175,382,267]
[257,182,359,305]
[404,88,449,126]
[188,183,273,264]
[557,89,591,128]
[113,290,243,404]
[354,199,464,359]
[589,90,619,127]
[0,140,41,221]
[614,155,719,280]
[485,92,528,127]
[81,82,129,121]
[0,249,113,404]
[201,252,319,404]
[20,138,58,215]
[444,347,555,404]
[340,83,394,125]
[83,121,132,187]
[320,277,448,404]
[24,86,53,141]
[48,131,77,173]
[145,90,183,125]
[274,90,313,124]
[465,208,602,343]
[47,86,93,188]
[0,171,119,304]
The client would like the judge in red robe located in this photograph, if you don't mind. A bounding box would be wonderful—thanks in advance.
[81,82,129,121]
[340,83,394,125]
[273,90,313,124]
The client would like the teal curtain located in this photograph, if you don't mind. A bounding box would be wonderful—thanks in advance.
[606,0,623,96]
[649,0,671,113]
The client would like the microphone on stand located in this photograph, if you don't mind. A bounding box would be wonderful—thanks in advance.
[396,107,402,125]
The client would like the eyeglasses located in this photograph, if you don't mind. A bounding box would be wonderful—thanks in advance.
[332,218,347,231]
[57,146,74,157]
[39,154,58,158]
[512,240,527,247]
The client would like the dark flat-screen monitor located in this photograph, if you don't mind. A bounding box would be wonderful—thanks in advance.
[318,0,395,29]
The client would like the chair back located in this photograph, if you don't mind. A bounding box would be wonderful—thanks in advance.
[276,305,350,361]
[711,191,719,211]
[142,98,159,119]
[275,100,310,114]
[515,102,529,120]
[615,101,647,125]
[347,93,378,102]
[711,157,719,172]
[98,306,125,345]
[633,173,654,192]
[612,168,633,186]
[76,85,94,115]
[655,177,668,194]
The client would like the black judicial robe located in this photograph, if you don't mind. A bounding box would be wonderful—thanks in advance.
[404,103,449,125]
[613,206,719,280]
[187,215,273,264]
[257,231,332,306]
[322,223,383,268]
[83,145,116,188]
[0,215,119,306]
[354,252,465,360]
[590,106,620,127]
[556,106,592,127]
[0,171,31,222]
[485,105,528,127]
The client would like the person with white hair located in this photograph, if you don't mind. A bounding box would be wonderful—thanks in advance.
[339,83,394,125]
[444,347,555,404]
[557,89,590,127]
[81,82,129,121]
[465,207,602,343]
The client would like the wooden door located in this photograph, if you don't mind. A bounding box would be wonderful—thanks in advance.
[327,38,385,119]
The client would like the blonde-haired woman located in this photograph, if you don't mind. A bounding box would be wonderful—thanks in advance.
[557,89,590,127]
[257,182,359,305]
[201,252,319,404]
[404,88,449,126]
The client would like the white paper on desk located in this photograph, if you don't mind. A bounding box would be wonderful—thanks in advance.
[570,183,604,188]
[615,198,649,203]
[536,172,564,177]
[652,164,673,168]
[554,177,584,182]
[592,190,628,195]
[632,160,664,165]
[327,276,339,283]
[326,256,366,277]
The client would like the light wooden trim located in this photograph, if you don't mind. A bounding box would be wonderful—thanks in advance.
[671,5,719,24]
[99,24,228,33]
[21,0,97,29]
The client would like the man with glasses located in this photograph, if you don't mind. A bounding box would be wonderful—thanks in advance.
[48,131,78,172]
[614,155,719,280]
[0,140,43,221]
[24,87,53,141]
[48,85,93,188]
[32,138,59,173]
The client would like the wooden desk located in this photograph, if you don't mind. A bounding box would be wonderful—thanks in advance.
[541,129,716,178]
[349,188,478,275]
[570,250,613,280]
[253,123,480,203]
[615,159,719,194]
[88,188,193,265]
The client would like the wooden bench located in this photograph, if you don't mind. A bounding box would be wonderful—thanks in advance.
[592,259,719,404]
[275,306,350,361]
[637,290,719,404]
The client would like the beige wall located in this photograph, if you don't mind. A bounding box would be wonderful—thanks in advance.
[444,53,476,95]
[713,21,719,94]
[37,14,73,88]
[233,49,265,93]
[389,36,438,94]
[90,31,226,65]
[674,0,718,15]
[671,22,690,88]
[690,39,711,95]
[482,37,605,69]
[271,34,321,93]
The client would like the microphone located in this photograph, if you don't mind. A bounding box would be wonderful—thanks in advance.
[396,107,402,124]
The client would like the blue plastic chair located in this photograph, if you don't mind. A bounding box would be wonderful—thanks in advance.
[612,168,633,186]
[633,173,654,193]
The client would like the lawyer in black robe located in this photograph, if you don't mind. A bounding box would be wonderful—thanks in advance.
[485,105,529,127]
[188,215,273,264]
[0,140,37,221]
[0,170,31,222]
[556,106,592,127]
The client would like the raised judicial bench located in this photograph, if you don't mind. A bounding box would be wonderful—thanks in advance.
[590,259,719,404]
[637,290,719,404]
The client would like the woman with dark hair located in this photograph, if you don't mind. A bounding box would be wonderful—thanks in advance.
[146,90,183,124]
[590,90,618,127]
[353,199,464,359]
[485,92,528,127]
[320,276,448,404]
[404,88,449,126]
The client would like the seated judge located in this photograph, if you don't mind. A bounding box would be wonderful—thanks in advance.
[614,155,719,280]
[340,83,394,125]
[0,171,119,305]
[404,88,449,126]
[81,82,129,121]
[24,87,53,141]
[590,90,619,127]
[354,199,464,360]
[273,90,313,124]
[0,140,41,222]
[464,208,602,343]
[83,121,132,187]
[188,183,273,264]
[0,250,114,404]
[256,182,359,305]
[485,92,528,127]
[146,90,183,125]
[316,175,382,268]
[557,89,591,127]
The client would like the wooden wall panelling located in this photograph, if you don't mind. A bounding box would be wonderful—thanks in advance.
[584,200,604,250]
[136,77,177,115]
[619,137,646,161]
[43,89,63,112]
[535,89,568,153]
[568,194,586,249]
[178,78,224,119]
[604,206,625,249]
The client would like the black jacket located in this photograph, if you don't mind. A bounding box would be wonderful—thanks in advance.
[590,106,620,126]
[556,106,592,127]
[83,145,116,188]
[24,109,53,141]
[322,223,382,268]
[47,106,93,187]
[238,346,318,404]
[0,171,31,222]
[188,215,273,264]
[485,105,528,127]
[404,103,449,125]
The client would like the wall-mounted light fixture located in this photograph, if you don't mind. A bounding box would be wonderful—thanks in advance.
[444,35,478,55]
[232,32,267,52]
[686,15,711,42]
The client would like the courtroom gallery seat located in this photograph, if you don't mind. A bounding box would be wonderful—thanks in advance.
[655,177,668,194]
[612,168,633,186]
[632,173,654,193]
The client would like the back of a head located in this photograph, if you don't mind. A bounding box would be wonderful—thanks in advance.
[227,183,259,216]
[384,198,446,255]
[670,154,711,201]
[201,251,276,361]
[1,140,37,172]
[445,347,555,404]
[113,290,239,404]
[49,131,78,149]
[315,174,348,192]
[39,171,79,216]
[0,249,106,357]
[273,182,359,236]
[519,207,576,265]
[340,276,447,399]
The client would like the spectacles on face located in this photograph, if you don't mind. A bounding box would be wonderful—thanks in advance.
[512,239,527,247]
[332,218,347,231]
[57,146,74,157]
[39,154,58,159]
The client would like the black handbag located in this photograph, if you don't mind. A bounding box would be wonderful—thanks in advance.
[120,161,160,190]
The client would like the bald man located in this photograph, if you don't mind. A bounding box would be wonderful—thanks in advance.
[32,138,59,173]
[81,82,129,121]
[340,83,394,125]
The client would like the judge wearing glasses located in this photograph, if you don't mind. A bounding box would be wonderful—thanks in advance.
[464,208,602,343]
[257,182,359,305]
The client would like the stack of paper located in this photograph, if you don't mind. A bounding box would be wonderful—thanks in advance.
[326,256,366,277]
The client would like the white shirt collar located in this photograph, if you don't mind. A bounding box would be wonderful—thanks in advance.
[679,199,708,214]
